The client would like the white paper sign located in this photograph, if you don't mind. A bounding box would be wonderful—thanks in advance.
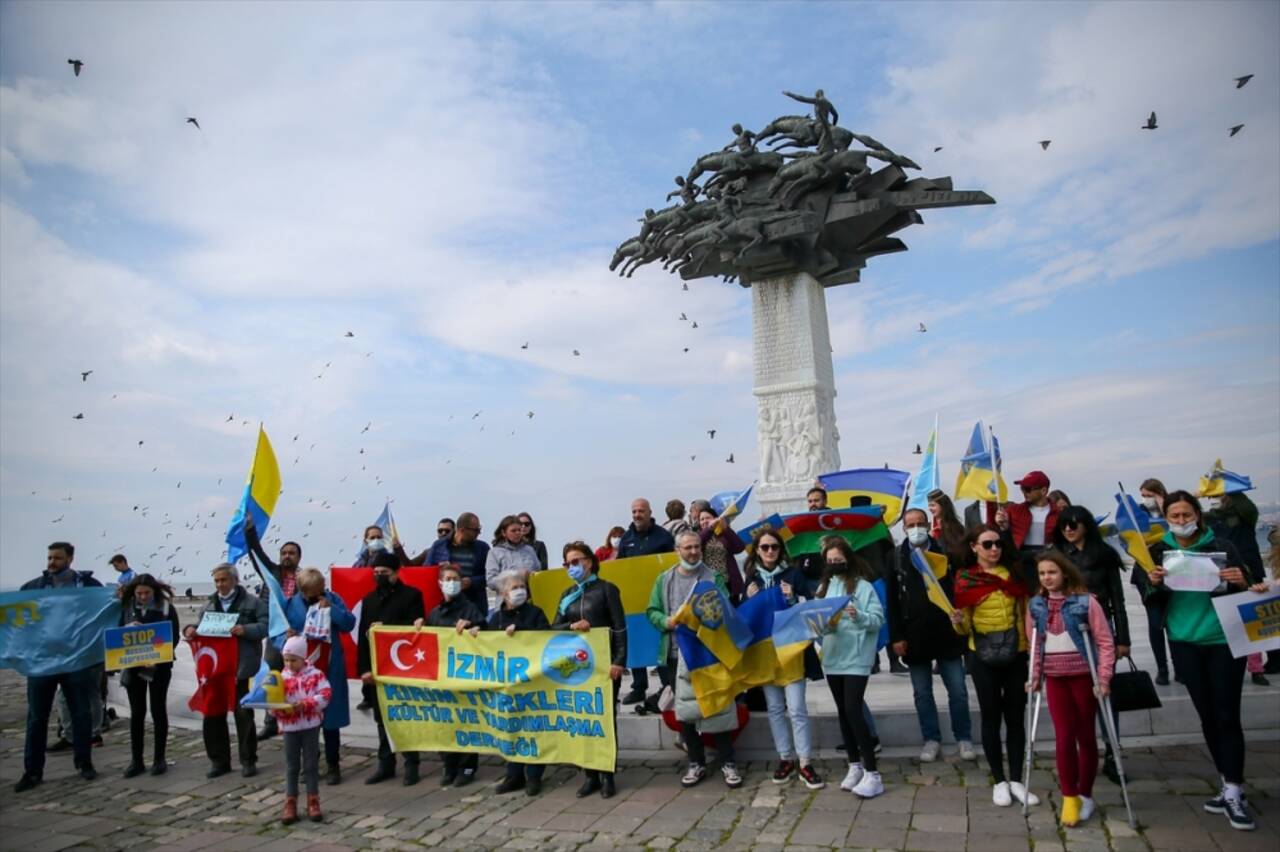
[1212,585,1280,658]
[197,611,240,637]
[303,604,331,641]
[1162,551,1226,592]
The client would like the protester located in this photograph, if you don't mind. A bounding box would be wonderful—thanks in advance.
[420,563,486,787]
[1144,490,1264,831]
[110,553,136,588]
[818,536,886,798]
[486,515,542,589]
[183,562,268,778]
[422,512,490,615]
[353,524,395,568]
[595,526,625,563]
[243,513,301,741]
[743,529,824,789]
[653,531,742,789]
[436,517,456,540]
[1134,478,1173,684]
[1048,490,1072,511]
[619,498,675,705]
[14,543,104,793]
[662,499,692,539]
[927,490,969,569]
[994,470,1060,585]
[357,552,427,786]
[1051,505,1130,781]
[888,509,976,763]
[284,567,356,785]
[807,486,828,510]
[1026,551,1115,828]
[517,512,550,571]
[274,635,332,825]
[119,574,181,777]
[552,541,627,799]
[696,506,746,600]
[488,571,551,796]
[952,525,1037,808]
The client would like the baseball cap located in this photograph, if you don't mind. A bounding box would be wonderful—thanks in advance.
[1014,470,1050,490]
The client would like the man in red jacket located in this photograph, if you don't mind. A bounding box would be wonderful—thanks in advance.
[994,470,1059,585]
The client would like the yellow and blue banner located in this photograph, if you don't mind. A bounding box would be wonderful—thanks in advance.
[739,513,792,547]
[712,482,754,534]
[529,552,678,669]
[772,594,850,672]
[1113,490,1163,575]
[225,425,282,564]
[104,621,174,671]
[0,588,120,676]
[910,549,954,616]
[906,416,940,513]
[241,658,290,709]
[1199,459,1255,498]
[370,626,616,772]
[955,420,1008,504]
[1211,586,1280,658]
[672,581,752,668]
[818,468,911,525]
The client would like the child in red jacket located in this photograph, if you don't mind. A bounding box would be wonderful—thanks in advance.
[274,636,332,825]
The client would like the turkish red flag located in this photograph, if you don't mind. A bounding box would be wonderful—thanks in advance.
[306,637,331,673]
[187,636,239,716]
[373,629,439,681]
[331,566,443,679]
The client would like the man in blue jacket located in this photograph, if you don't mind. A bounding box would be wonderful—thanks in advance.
[422,512,490,615]
[617,498,675,705]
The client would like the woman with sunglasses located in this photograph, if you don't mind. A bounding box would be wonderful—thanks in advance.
[1051,505,1130,783]
[515,513,549,571]
[1144,490,1264,831]
[552,542,627,799]
[952,524,1037,808]
[743,529,824,789]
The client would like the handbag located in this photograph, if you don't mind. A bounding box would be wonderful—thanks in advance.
[973,627,1019,666]
[1109,657,1162,712]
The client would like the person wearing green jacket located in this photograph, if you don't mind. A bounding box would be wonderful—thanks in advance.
[647,530,740,789]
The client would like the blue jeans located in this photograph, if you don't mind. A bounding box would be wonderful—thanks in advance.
[908,657,972,743]
[25,666,97,776]
[763,680,811,761]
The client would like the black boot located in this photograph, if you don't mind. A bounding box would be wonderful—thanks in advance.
[576,772,602,798]
[601,773,616,799]
[123,759,146,778]
[364,763,395,785]
[325,763,341,785]
[402,762,420,787]
[1102,750,1121,785]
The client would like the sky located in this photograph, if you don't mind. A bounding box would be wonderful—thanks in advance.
[1,0,1277,590]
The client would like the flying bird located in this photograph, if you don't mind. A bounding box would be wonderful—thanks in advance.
[80,370,93,382]
[527,411,534,419]
[707,429,716,439]
[292,434,299,442]
[933,146,943,153]
[726,453,735,464]
[1038,140,1051,150]
[682,283,689,291]
[73,413,84,420]
[68,59,83,77]
[226,414,234,422]
[472,412,482,420]
[361,422,370,433]
[51,515,64,523]
[572,349,581,356]
[1235,74,1253,89]
[680,313,688,321]
[918,323,927,333]
[683,348,690,353]
[1229,124,1244,137]
[691,322,698,329]
[344,331,355,337]
[913,444,922,455]
[186,117,200,130]
[521,342,529,350]
[1142,111,1157,130]
[690,455,696,461]
[137,440,144,446]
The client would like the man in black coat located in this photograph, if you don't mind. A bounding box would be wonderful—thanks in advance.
[887,509,975,763]
[357,552,427,786]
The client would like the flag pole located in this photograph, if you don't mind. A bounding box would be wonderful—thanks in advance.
[984,423,1000,524]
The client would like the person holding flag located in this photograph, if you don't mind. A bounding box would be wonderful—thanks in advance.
[182,563,269,778]
[887,508,976,764]
[1131,479,1173,683]
[284,568,356,785]
[272,635,333,825]
[119,574,182,778]
[994,470,1060,585]
[696,504,746,600]
[242,513,300,742]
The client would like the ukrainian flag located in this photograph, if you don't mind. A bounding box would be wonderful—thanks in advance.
[739,513,793,551]
[673,581,752,668]
[1113,492,1161,575]
[225,426,282,564]
[714,483,754,534]
[818,468,911,525]
[771,594,849,673]
[954,421,1008,503]
[910,548,954,616]
[1199,459,1255,498]
[906,418,939,513]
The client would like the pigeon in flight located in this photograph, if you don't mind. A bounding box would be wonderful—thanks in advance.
[933,146,943,153]
[186,117,200,130]
[683,347,690,353]
[1229,124,1244,137]
[726,453,735,464]
[51,515,65,523]
[527,411,534,419]
[682,283,689,291]
[680,313,688,321]
[918,323,927,333]
[708,429,716,439]
[68,59,84,77]
[913,443,922,455]
[73,413,84,420]
[226,414,234,422]
[472,412,482,420]
[1038,140,1051,150]
[137,440,144,446]
[80,370,93,382]
[572,349,581,356]
[361,422,371,433]
[344,331,355,337]
[1235,74,1253,89]
[521,342,529,350]
[292,434,299,442]
[691,322,698,329]
[1142,112,1157,130]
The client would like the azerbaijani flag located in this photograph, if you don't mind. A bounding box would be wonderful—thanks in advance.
[818,468,911,525]
[1198,459,1254,498]
[781,507,891,556]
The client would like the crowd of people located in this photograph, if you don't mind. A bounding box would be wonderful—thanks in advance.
[12,469,1278,834]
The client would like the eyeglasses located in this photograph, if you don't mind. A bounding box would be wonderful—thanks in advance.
[566,558,586,567]
[978,540,1002,550]
[757,543,780,552]
[437,528,452,535]
[1062,520,1080,530]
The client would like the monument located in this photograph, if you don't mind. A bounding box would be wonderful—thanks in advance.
[612,90,994,515]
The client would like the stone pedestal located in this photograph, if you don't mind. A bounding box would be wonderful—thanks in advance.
[752,271,841,517]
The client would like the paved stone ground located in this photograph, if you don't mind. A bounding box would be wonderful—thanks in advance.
[2,670,1278,851]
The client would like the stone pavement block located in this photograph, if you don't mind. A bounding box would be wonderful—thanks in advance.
[845,825,906,848]
[911,812,966,833]
[902,829,966,851]
[786,814,848,846]
[853,809,910,831]
[2,831,91,852]
[967,834,1031,851]
[1140,827,1216,850]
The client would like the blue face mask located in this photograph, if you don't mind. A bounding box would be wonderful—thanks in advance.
[567,563,587,583]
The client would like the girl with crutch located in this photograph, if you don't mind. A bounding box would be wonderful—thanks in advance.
[1025,551,1115,827]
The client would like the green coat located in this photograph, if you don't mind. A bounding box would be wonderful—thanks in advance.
[646,565,729,664]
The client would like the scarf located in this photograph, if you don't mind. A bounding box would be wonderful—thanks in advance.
[557,574,598,616]
[952,564,1029,610]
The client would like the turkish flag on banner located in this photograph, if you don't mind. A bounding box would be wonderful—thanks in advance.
[372,629,440,681]
[187,636,239,716]
[330,566,443,679]
[306,637,331,673]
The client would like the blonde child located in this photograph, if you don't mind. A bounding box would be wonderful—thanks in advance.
[274,635,332,824]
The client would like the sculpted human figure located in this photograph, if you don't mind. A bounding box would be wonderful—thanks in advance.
[783,89,839,153]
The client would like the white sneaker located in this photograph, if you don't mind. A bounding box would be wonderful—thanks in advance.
[958,740,977,761]
[851,770,885,799]
[992,781,1012,807]
[1078,796,1095,823]
[919,740,941,763]
[1009,781,1040,806]
[839,762,864,792]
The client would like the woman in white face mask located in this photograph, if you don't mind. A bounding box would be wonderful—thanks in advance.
[595,526,626,563]
[1143,489,1266,832]
[487,572,551,796]
[1130,478,1172,684]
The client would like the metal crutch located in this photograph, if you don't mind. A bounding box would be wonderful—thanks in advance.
[1079,623,1136,829]
[1022,625,1044,817]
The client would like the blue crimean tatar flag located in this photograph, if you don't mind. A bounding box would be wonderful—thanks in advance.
[0,588,120,676]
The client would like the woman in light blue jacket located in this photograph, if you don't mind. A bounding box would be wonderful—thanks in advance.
[818,536,886,799]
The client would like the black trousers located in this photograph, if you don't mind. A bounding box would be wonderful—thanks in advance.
[324,727,341,766]
[1170,642,1248,783]
[826,673,877,771]
[374,691,418,769]
[682,724,734,766]
[203,678,257,768]
[1144,599,1171,676]
[125,667,172,764]
[969,653,1028,783]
